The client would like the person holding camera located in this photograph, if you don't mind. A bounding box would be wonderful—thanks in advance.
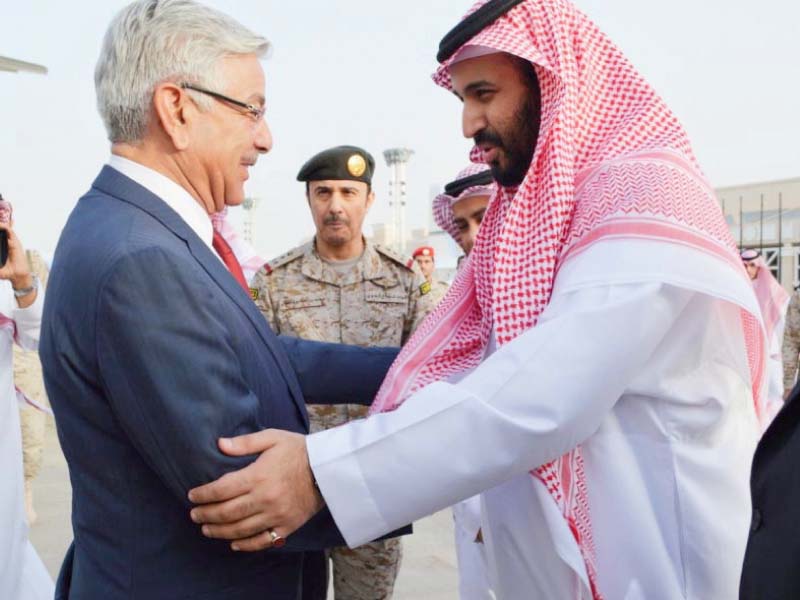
[0,195,52,599]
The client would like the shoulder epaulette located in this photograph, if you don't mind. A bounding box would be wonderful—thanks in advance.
[375,244,415,271]
[263,243,309,275]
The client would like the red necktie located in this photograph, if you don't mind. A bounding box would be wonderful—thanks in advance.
[212,230,249,292]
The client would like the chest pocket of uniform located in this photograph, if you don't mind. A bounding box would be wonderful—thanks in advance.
[362,289,407,346]
[279,297,327,341]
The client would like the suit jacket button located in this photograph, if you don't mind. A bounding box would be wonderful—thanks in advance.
[751,508,763,533]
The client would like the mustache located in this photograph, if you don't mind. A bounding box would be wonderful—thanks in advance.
[324,214,349,226]
[473,129,503,148]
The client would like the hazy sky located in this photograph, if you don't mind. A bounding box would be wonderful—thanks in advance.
[2,0,799,260]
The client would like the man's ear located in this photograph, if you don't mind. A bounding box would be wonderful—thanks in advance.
[152,82,192,151]
[365,189,376,212]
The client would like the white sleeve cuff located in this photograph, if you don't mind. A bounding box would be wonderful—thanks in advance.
[13,287,44,350]
[307,425,392,547]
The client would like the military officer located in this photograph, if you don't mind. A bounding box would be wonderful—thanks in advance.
[15,249,51,525]
[251,145,433,600]
[783,288,800,399]
[412,246,449,305]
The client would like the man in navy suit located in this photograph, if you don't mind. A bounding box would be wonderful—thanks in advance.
[739,382,800,599]
[38,1,401,598]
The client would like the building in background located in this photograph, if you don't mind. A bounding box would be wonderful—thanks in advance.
[718,177,800,290]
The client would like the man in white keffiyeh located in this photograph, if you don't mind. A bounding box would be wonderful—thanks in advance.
[741,249,789,420]
[433,163,495,258]
[434,164,496,600]
[189,2,765,598]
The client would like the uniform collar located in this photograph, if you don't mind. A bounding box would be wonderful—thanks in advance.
[301,239,390,286]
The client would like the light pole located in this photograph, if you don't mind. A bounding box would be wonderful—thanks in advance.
[383,148,414,252]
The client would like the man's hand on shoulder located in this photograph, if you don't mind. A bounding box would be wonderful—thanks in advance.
[188,429,324,551]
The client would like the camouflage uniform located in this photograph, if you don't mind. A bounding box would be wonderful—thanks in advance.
[251,239,433,600]
[15,250,50,524]
[782,289,800,396]
[428,279,450,306]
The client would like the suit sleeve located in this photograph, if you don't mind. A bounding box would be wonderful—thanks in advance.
[95,247,271,507]
[94,248,376,551]
[278,336,398,406]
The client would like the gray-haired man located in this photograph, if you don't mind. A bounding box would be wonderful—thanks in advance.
[39,1,403,598]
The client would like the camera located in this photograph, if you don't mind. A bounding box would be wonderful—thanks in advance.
[0,194,10,267]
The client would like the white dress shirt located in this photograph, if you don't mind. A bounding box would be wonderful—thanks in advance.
[107,155,215,254]
[307,238,761,599]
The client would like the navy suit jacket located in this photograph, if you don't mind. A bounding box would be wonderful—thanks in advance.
[39,166,399,600]
[740,385,800,599]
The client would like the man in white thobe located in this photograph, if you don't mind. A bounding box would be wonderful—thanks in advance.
[0,211,53,599]
[188,2,764,598]
[433,163,496,600]
[741,248,789,418]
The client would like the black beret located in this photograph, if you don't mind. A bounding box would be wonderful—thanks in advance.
[296,145,375,185]
[437,0,526,63]
[444,169,495,198]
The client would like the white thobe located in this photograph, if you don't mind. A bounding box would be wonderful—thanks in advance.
[0,283,53,599]
[452,496,494,600]
[307,240,760,599]
[767,315,786,406]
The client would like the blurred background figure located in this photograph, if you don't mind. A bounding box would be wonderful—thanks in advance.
[432,164,496,600]
[15,249,51,525]
[742,249,790,418]
[782,285,800,402]
[432,164,494,260]
[412,246,448,305]
[0,195,53,599]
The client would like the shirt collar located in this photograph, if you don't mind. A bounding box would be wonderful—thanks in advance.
[107,154,214,250]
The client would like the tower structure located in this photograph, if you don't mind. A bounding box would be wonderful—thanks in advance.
[241,196,260,246]
[383,148,414,252]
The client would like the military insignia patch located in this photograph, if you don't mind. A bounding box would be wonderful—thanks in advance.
[249,288,259,301]
[347,153,367,177]
[420,281,431,295]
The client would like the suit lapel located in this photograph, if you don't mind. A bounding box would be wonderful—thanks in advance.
[92,166,309,428]
[186,237,309,427]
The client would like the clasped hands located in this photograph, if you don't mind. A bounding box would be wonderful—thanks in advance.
[188,429,324,551]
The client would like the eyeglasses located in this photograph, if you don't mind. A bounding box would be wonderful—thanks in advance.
[180,83,265,121]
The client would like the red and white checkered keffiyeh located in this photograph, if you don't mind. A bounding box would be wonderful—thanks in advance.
[370,1,765,597]
[433,163,495,243]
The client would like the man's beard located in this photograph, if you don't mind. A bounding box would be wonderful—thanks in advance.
[476,95,539,188]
